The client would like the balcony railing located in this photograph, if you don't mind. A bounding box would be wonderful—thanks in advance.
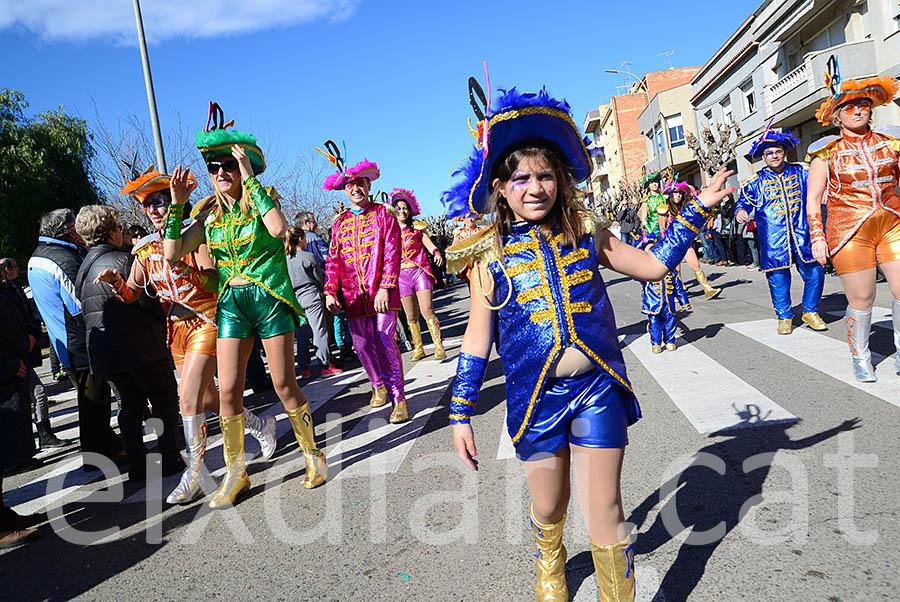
[764,39,876,117]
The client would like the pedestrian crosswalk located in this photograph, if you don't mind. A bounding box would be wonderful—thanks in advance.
[10,310,900,520]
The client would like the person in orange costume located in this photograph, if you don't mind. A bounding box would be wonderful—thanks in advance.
[807,54,900,382]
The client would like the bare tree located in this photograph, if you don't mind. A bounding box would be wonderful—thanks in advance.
[686,118,743,176]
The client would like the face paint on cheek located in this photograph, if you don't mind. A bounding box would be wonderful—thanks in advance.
[510,170,530,192]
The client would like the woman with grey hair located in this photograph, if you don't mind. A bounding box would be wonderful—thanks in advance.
[74,205,184,479]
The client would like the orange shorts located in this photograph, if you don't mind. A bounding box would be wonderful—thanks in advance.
[831,208,900,275]
[170,316,217,365]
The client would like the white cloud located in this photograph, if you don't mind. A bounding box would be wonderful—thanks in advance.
[0,0,361,43]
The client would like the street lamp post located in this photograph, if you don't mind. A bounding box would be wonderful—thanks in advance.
[132,0,166,173]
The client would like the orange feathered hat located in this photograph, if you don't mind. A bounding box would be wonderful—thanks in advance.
[119,156,196,203]
[815,54,899,124]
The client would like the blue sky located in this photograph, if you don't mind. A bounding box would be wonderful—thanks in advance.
[0,0,758,217]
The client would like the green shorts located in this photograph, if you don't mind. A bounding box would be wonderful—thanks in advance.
[217,283,301,339]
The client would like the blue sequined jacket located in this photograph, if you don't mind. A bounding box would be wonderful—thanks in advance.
[736,163,815,271]
[641,271,679,315]
[482,221,640,445]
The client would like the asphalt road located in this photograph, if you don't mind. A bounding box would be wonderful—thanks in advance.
[2,260,898,602]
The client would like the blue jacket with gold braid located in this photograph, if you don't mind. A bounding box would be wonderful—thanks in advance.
[454,215,641,446]
[641,271,678,315]
[736,163,815,272]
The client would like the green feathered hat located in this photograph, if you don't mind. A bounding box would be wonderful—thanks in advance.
[196,101,266,176]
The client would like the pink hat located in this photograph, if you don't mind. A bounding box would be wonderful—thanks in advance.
[390,188,420,216]
[323,159,380,191]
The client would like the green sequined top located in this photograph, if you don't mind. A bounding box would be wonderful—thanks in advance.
[643,193,668,235]
[204,179,305,326]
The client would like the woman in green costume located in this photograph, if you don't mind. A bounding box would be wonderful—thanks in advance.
[163,103,326,508]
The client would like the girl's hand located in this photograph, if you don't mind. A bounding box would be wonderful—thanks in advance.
[697,168,736,209]
[93,269,120,284]
[433,252,444,267]
[452,423,478,471]
[170,165,193,206]
[325,294,342,314]
[232,145,254,181]
[812,240,829,265]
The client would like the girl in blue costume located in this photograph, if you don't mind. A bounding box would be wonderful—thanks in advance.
[443,83,734,601]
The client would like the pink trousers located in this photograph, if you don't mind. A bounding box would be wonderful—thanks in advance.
[348,311,405,403]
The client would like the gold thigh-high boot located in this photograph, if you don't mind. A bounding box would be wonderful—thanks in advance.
[208,414,250,509]
[286,405,327,488]
[370,384,388,408]
[693,269,721,300]
[530,506,568,602]
[590,535,635,602]
[408,320,426,361]
[425,317,446,360]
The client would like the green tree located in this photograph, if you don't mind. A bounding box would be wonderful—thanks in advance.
[0,89,100,278]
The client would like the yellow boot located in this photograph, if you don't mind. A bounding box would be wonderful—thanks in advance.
[408,320,426,361]
[801,311,828,331]
[286,405,327,489]
[425,317,446,360]
[693,269,721,300]
[208,414,250,509]
[389,400,409,424]
[590,535,635,602]
[369,384,388,408]
[531,506,568,602]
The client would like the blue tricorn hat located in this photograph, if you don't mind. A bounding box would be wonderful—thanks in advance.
[749,129,799,160]
[441,87,591,220]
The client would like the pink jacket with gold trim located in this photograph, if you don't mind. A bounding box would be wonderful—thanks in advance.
[325,203,401,319]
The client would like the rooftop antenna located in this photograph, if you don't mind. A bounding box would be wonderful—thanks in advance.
[658,50,676,70]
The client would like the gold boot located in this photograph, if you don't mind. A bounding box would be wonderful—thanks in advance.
[651,344,663,354]
[408,320,426,361]
[425,317,446,360]
[531,506,568,602]
[208,414,250,509]
[693,269,721,300]
[777,318,793,335]
[389,400,409,424]
[370,384,388,408]
[591,535,635,602]
[665,343,677,351]
[801,311,828,331]
[286,405,327,489]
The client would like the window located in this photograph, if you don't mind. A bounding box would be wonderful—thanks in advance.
[647,136,656,159]
[668,114,685,148]
[703,109,713,129]
[741,81,756,116]
[655,123,665,156]
[721,98,733,123]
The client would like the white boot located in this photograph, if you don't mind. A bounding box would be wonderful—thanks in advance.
[892,299,900,374]
[845,307,876,382]
[166,414,207,505]
[244,409,277,460]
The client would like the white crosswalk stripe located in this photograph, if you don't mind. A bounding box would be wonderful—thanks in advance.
[727,318,900,407]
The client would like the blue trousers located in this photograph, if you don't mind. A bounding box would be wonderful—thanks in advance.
[765,259,824,319]
[673,273,691,310]
[648,311,677,345]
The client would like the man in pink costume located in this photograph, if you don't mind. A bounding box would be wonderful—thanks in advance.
[322,157,408,424]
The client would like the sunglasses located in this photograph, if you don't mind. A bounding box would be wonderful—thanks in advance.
[207,159,239,174]
[840,100,872,113]
[141,193,170,212]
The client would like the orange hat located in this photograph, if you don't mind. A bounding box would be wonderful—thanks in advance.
[119,163,195,203]
[815,54,899,124]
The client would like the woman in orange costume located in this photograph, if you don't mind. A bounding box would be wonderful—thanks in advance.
[807,55,900,382]
[94,164,276,504]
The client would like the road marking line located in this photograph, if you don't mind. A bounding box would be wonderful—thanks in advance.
[727,318,899,407]
[627,333,798,433]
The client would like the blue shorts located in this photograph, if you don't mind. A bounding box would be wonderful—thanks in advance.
[515,368,641,462]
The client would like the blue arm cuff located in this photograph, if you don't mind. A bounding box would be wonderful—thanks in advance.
[651,196,711,271]
[449,352,488,424]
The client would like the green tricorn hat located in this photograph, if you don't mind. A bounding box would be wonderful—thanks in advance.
[196,101,266,176]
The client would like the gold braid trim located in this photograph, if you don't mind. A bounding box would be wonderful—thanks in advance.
[445,225,499,274]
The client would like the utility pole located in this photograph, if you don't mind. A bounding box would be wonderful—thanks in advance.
[132,0,166,173]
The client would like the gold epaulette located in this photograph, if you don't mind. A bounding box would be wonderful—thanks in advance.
[412,219,428,231]
[445,225,498,274]
[190,195,216,219]
[580,211,612,235]
[805,135,840,163]
[132,233,158,261]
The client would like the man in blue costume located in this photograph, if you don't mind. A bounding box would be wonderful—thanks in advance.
[736,129,826,334]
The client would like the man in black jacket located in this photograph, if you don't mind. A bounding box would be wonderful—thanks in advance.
[28,209,121,465]
[74,206,184,480]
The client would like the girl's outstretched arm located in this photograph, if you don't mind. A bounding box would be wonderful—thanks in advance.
[598,168,735,281]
